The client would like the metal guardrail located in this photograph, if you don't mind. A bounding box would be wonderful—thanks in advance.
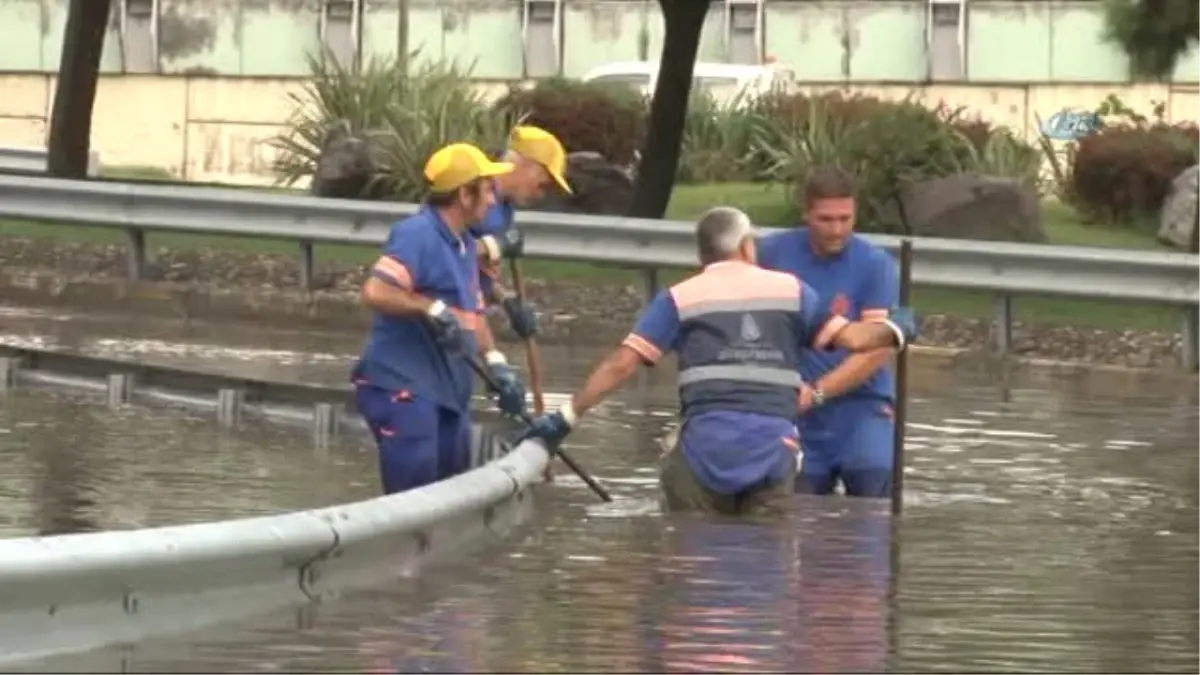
[0,174,1197,369]
[0,146,100,177]
[0,346,547,665]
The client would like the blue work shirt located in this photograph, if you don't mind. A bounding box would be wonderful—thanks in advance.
[625,277,834,494]
[354,206,482,413]
[758,228,899,403]
[468,191,515,302]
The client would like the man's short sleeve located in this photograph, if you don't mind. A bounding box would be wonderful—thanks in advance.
[797,281,850,350]
[622,290,680,365]
[860,248,899,322]
[372,221,425,290]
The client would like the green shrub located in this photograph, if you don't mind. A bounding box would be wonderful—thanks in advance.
[1068,125,1197,224]
[677,89,762,183]
[270,52,1051,223]
[1052,95,1199,225]
[493,78,646,166]
[739,92,1043,232]
[270,49,507,201]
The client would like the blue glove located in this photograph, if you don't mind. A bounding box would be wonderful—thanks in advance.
[480,227,525,261]
[515,407,575,449]
[425,300,467,354]
[486,353,527,419]
[502,297,539,339]
[884,305,920,348]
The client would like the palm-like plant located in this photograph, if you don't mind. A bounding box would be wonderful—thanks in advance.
[269,48,509,201]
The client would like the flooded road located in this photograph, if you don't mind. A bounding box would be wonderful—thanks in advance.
[2,305,1198,673]
[0,388,378,538]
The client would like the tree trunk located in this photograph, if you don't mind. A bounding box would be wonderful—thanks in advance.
[626,0,710,219]
[46,0,113,179]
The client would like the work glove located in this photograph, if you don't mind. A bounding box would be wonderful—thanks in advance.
[426,300,467,355]
[515,404,576,450]
[485,351,528,419]
[879,305,920,349]
[502,297,539,339]
[479,227,525,262]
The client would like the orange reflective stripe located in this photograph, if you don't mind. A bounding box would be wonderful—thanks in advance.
[623,333,662,363]
[372,255,412,289]
[813,315,850,350]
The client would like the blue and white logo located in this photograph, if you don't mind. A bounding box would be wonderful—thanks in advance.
[1040,109,1104,141]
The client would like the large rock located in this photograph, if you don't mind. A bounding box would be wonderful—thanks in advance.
[525,151,635,216]
[1157,165,1199,252]
[884,174,1047,243]
[310,127,390,200]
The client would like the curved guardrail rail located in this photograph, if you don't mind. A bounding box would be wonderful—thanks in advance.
[0,173,1197,368]
[0,346,549,665]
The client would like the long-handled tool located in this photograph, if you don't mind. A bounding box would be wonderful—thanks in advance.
[508,259,547,415]
[463,354,614,503]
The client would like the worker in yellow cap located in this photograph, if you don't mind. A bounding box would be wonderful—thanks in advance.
[470,125,573,341]
[350,142,531,494]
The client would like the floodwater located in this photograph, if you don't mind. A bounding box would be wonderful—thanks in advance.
[2,305,1198,673]
[0,388,378,538]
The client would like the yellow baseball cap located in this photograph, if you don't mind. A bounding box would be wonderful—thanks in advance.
[424,142,514,193]
[509,125,573,194]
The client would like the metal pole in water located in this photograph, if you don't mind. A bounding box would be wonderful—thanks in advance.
[891,239,914,516]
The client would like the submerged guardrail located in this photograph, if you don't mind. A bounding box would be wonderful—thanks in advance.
[0,346,549,665]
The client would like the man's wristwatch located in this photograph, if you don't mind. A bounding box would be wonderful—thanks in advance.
[810,387,827,407]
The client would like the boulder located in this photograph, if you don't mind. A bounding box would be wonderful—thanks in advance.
[883,173,1047,243]
[309,127,390,200]
[1157,165,1199,252]
[525,151,636,216]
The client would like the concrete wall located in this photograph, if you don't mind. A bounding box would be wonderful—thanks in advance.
[0,0,1197,82]
[1,0,1197,185]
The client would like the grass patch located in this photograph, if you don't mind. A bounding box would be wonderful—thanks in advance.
[0,176,1183,332]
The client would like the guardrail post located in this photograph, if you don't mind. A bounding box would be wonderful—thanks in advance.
[299,241,315,291]
[216,388,245,427]
[992,294,1013,355]
[313,402,339,440]
[0,357,18,391]
[642,268,660,303]
[126,228,147,280]
[106,373,133,407]
[1182,307,1199,371]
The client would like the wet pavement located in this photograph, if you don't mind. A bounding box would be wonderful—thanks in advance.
[2,304,1198,673]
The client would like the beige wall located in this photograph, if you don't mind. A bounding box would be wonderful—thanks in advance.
[2,74,1197,187]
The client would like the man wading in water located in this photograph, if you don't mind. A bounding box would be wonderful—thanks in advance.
[516,207,920,517]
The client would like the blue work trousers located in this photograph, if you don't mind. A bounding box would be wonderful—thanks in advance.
[796,397,895,498]
[354,383,470,495]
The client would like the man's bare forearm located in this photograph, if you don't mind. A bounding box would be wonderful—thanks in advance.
[361,277,433,317]
[476,312,499,355]
[815,348,894,398]
[569,348,641,417]
[834,322,904,352]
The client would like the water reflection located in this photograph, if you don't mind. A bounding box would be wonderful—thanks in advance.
[641,505,893,674]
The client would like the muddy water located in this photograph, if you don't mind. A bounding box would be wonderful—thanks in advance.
[2,305,1197,673]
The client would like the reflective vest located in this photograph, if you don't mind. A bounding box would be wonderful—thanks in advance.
[669,261,804,420]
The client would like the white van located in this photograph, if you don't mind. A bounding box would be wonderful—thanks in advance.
[580,61,795,104]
